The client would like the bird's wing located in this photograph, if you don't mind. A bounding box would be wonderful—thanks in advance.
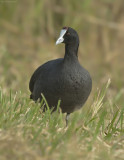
[29,65,43,93]
[29,58,63,93]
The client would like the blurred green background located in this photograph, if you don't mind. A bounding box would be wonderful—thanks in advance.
[0,0,124,101]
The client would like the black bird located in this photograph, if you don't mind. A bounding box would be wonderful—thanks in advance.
[29,27,92,125]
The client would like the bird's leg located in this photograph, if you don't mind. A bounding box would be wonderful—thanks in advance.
[66,113,70,127]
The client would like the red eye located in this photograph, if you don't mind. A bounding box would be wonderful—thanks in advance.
[67,32,71,36]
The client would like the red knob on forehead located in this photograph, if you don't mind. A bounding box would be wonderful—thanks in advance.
[63,26,68,30]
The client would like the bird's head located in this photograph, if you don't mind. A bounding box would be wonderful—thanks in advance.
[56,27,79,45]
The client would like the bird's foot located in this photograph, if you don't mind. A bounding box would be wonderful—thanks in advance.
[66,113,70,127]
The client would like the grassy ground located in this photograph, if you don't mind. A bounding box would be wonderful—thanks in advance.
[0,80,124,160]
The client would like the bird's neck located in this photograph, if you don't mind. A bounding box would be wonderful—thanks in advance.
[64,42,79,62]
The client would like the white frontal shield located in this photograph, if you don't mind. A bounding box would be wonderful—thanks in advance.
[56,29,67,45]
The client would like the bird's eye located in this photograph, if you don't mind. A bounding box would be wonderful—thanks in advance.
[67,32,71,36]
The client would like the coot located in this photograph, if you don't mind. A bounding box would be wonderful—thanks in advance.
[29,27,92,125]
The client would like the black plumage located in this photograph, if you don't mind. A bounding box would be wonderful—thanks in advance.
[29,27,92,120]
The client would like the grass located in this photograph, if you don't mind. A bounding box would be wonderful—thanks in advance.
[0,80,124,160]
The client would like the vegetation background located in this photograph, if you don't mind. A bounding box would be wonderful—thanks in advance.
[0,0,124,159]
